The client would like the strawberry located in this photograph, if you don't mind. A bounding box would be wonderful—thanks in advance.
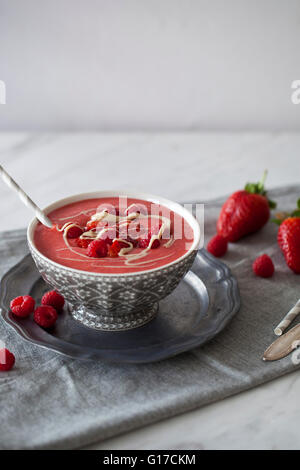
[276,199,300,274]
[217,171,276,242]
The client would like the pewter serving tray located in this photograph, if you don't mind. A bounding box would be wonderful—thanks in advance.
[0,250,240,363]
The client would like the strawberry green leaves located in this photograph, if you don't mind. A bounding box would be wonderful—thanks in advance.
[244,170,277,209]
[272,198,300,225]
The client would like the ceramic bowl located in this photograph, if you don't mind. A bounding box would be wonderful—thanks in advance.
[27,191,200,331]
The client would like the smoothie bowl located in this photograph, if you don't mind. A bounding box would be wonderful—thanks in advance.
[27,191,200,331]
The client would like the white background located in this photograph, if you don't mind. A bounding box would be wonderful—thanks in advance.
[1,0,300,131]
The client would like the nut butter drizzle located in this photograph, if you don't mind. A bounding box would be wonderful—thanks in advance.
[56,206,174,268]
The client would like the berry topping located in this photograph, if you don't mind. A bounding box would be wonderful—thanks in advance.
[108,241,120,257]
[42,290,65,311]
[207,235,228,257]
[253,254,275,278]
[66,225,83,239]
[151,239,160,249]
[138,236,150,249]
[76,238,93,249]
[87,239,108,258]
[138,234,160,249]
[10,295,35,318]
[108,244,119,258]
[85,220,99,231]
[57,203,174,267]
[0,349,15,372]
[34,305,58,328]
[126,236,138,247]
[98,228,118,245]
[108,240,129,257]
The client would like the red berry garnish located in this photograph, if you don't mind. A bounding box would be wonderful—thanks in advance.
[151,239,160,248]
[87,239,108,258]
[108,245,119,258]
[253,254,274,278]
[102,237,114,246]
[34,306,58,328]
[108,240,129,257]
[66,226,83,239]
[126,236,138,247]
[42,290,65,311]
[0,349,15,371]
[10,295,35,318]
[98,228,118,245]
[207,235,228,257]
[76,238,93,249]
[138,235,150,249]
[86,220,99,231]
[138,234,160,249]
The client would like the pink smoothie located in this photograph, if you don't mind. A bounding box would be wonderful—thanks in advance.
[34,197,195,274]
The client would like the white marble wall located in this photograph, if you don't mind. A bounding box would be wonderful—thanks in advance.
[1,0,300,131]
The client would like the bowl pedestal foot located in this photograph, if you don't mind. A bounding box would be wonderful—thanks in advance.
[68,302,159,331]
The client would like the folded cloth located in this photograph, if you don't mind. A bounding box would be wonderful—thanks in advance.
[0,185,299,450]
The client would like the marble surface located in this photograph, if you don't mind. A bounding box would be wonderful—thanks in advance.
[0,132,300,450]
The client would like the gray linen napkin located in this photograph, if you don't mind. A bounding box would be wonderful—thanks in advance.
[0,185,299,450]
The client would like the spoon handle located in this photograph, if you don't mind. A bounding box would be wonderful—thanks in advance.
[0,165,53,228]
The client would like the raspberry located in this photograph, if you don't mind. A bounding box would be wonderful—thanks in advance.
[98,228,118,245]
[207,235,228,257]
[42,290,65,311]
[108,240,128,258]
[0,349,15,371]
[77,238,92,249]
[87,239,108,258]
[139,234,160,249]
[108,245,119,258]
[86,220,99,231]
[138,236,150,249]
[253,254,274,278]
[10,295,35,318]
[34,305,58,328]
[151,238,160,249]
[66,225,83,239]
[126,236,138,247]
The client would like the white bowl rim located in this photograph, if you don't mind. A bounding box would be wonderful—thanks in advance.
[27,190,201,277]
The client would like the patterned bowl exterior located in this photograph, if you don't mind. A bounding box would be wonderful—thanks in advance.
[29,244,197,330]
